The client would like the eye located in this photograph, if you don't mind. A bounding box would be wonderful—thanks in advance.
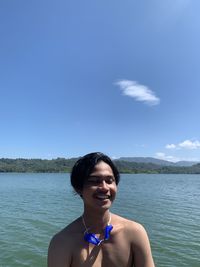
[86,176,115,186]
[105,177,115,184]
[86,177,101,185]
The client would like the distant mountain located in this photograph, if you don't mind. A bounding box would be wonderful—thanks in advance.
[174,161,199,167]
[118,157,199,167]
[118,157,174,166]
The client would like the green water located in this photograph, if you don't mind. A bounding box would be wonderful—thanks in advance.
[0,173,199,267]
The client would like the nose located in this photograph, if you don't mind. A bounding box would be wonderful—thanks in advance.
[99,180,109,191]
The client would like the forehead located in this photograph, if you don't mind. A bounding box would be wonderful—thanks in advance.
[90,161,114,176]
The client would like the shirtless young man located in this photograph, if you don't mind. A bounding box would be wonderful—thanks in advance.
[48,152,155,267]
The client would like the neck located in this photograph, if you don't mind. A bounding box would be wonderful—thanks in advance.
[82,211,113,246]
[82,209,111,232]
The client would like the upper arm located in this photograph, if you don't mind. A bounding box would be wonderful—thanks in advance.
[131,224,155,267]
[48,234,72,267]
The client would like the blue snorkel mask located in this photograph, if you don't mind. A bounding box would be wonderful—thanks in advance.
[82,215,113,246]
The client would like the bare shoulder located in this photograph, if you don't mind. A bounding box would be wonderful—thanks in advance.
[112,213,144,230]
[125,218,149,241]
[113,214,149,238]
[111,214,155,267]
[48,218,80,267]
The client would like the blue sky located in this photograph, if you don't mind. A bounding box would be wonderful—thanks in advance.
[1,0,200,162]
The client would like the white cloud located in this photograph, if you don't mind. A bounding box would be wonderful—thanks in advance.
[155,152,200,163]
[179,140,200,150]
[111,156,118,160]
[155,152,180,162]
[115,80,160,106]
[165,144,176,149]
[166,139,200,150]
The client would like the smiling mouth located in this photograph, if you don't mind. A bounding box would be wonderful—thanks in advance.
[95,195,111,200]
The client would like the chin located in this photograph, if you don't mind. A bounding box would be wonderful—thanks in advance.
[96,202,112,211]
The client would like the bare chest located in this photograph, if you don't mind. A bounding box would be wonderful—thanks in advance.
[71,241,133,267]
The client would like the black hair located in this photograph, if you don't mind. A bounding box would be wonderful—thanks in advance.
[70,152,120,194]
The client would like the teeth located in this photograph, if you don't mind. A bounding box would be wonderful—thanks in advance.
[96,195,109,199]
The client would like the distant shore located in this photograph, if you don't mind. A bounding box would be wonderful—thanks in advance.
[1,158,200,174]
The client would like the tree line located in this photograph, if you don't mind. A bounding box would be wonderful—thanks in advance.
[1,158,200,174]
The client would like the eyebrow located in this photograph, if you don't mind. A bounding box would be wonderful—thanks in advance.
[88,175,114,179]
[87,175,115,182]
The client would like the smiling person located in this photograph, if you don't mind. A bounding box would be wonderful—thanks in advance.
[48,152,155,267]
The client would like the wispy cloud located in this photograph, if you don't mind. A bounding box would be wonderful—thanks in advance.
[155,152,199,163]
[166,139,200,150]
[166,144,176,149]
[152,0,191,30]
[155,152,180,162]
[115,80,160,106]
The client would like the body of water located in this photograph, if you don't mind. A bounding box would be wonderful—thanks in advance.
[0,173,199,266]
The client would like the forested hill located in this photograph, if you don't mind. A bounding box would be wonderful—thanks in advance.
[1,157,200,174]
[0,158,77,173]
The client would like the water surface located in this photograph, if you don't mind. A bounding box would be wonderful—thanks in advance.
[0,173,199,266]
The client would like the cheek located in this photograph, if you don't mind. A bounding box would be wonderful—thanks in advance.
[81,187,94,199]
[111,185,117,196]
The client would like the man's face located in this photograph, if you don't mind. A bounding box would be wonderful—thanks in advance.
[81,161,117,211]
